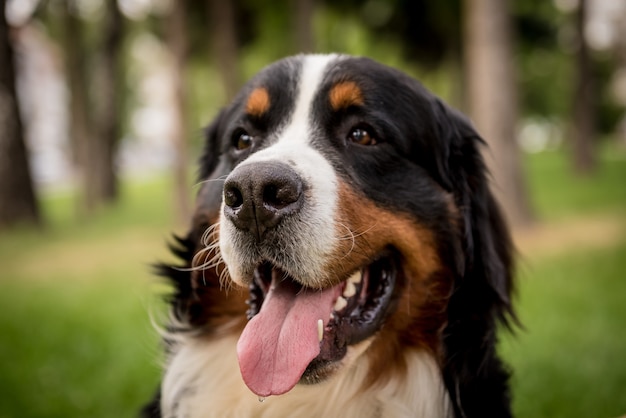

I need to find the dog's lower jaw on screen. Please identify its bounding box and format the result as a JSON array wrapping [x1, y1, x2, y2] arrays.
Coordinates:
[[161, 333, 452, 418]]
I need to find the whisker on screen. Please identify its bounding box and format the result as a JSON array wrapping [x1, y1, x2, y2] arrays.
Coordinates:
[[170, 222, 232, 291], [193, 175, 229, 188], [218, 266, 232, 290], [336, 222, 378, 241], [336, 221, 378, 260], [200, 223, 220, 247]]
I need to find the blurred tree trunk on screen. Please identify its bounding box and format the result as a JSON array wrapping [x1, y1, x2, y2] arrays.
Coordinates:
[[464, 0, 533, 228], [617, 6, 626, 147], [62, 0, 97, 214], [61, 1, 86, 167], [293, 0, 315, 53], [0, 0, 41, 228], [93, 0, 124, 203], [571, 0, 596, 174], [168, 1, 191, 223], [208, 0, 239, 100]]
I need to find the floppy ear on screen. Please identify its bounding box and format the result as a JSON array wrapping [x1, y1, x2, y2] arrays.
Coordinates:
[[433, 99, 514, 322], [157, 109, 247, 331], [434, 99, 516, 416], [191, 110, 229, 239], [198, 109, 226, 181]]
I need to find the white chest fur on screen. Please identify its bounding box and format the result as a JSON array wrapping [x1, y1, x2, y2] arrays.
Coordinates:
[[161, 334, 451, 418]]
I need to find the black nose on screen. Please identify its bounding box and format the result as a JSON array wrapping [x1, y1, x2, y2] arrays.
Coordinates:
[[223, 161, 304, 240]]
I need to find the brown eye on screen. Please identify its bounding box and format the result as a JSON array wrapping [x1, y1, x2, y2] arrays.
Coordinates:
[[347, 127, 376, 146], [234, 130, 253, 150]]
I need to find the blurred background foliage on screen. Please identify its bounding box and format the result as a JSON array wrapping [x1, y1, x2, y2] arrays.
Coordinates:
[[0, 0, 625, 417]]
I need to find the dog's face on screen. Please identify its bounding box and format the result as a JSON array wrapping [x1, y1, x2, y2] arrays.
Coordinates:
[[189, 54, 512, 400]]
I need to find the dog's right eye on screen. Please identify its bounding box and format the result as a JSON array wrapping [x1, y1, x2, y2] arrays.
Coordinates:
[[347, 126, 377, 146], [233, 129, 253, 151]]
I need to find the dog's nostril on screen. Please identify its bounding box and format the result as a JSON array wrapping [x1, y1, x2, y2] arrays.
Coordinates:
[[263, 182, 301, 210], [224, 185, 244, 208]]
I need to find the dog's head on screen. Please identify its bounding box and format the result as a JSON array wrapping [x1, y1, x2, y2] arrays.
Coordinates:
[[176, 54, 514, 402]]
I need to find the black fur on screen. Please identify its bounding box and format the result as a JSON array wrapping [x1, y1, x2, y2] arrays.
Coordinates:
[[435, 102, 515, 418], [143, 55, 515, 417], [140, 389, 161, 418]]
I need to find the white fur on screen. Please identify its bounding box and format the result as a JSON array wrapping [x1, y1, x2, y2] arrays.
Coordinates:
[[219, 55, 343, 288], [183, 54, 452, 417], [162, 333, 452, 418]]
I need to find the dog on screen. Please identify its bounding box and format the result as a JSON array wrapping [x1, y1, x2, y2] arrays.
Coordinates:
[[141, 54, 515, 418]]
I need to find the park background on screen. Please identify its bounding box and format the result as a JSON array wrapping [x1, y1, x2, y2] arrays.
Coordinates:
[[0, 0, 625, 417]]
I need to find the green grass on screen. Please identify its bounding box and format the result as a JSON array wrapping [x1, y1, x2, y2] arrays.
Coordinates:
[[502, 242, 626, 418], [0, 146, 624, 417], [525, 143, 626, 220], [0, 278, 165, 418], [0, 174, 177, 418]]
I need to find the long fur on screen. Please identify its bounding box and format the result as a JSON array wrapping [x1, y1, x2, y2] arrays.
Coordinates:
[[142, 54, 515, 418], [158, 334, 450, 418]]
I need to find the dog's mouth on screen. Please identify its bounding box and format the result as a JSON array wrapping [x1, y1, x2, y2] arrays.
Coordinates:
[[236, 251, 399, 397]]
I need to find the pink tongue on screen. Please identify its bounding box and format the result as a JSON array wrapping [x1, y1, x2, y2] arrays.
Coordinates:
[[237, 276, 340, 397]]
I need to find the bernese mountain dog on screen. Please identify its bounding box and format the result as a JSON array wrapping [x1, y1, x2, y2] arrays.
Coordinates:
[[142, 54, 515, 418]]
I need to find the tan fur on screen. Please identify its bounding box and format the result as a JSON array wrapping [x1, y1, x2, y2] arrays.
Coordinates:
[[171, 58, 458, 417], [246, 87, 271, 117], [329, 182, 453, 379], [329, 81, 364, 111], [162, 332, 452, 418], [319, 182, 442, 287]]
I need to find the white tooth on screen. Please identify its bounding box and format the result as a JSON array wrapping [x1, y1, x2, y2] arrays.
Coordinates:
[[317, 319, 324, 342], [334, 296, 348, 312], [343, 281, 357, 298], [348, 271, 362, 285], [330, 312, 335, 320]]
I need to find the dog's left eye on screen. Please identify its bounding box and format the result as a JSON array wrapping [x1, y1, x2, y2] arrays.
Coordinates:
[[347, 127, 376, 146], [233, 130, 253, 151]]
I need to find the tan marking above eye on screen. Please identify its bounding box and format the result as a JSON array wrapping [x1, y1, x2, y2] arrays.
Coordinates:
[[245, 87, 270, 117], [329, 81, 364, 111]]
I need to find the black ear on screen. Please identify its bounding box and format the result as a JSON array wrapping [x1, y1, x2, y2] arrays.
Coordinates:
[[192, 109, 230, 238], [435, 99, 516, 416], [158, 108, 244, 331], [156, 109, 228, 318], [434, 99, 515, 322], [198, 109, 226, 181]]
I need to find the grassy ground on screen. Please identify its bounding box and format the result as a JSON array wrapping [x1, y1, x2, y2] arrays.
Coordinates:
[[524, 144, 626, 220], [503, 242, 626, 418], [0, 176, 177, 418], [504, 145, 626, 418], [0, 146, 624, 417]]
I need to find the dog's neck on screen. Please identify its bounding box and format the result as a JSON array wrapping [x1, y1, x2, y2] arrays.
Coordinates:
[[161, 334, 452, 418]]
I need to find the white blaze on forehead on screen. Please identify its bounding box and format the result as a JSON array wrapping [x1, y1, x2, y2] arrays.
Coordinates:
[[244, 54, 338, 151], [287, 54, 336, 142]]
